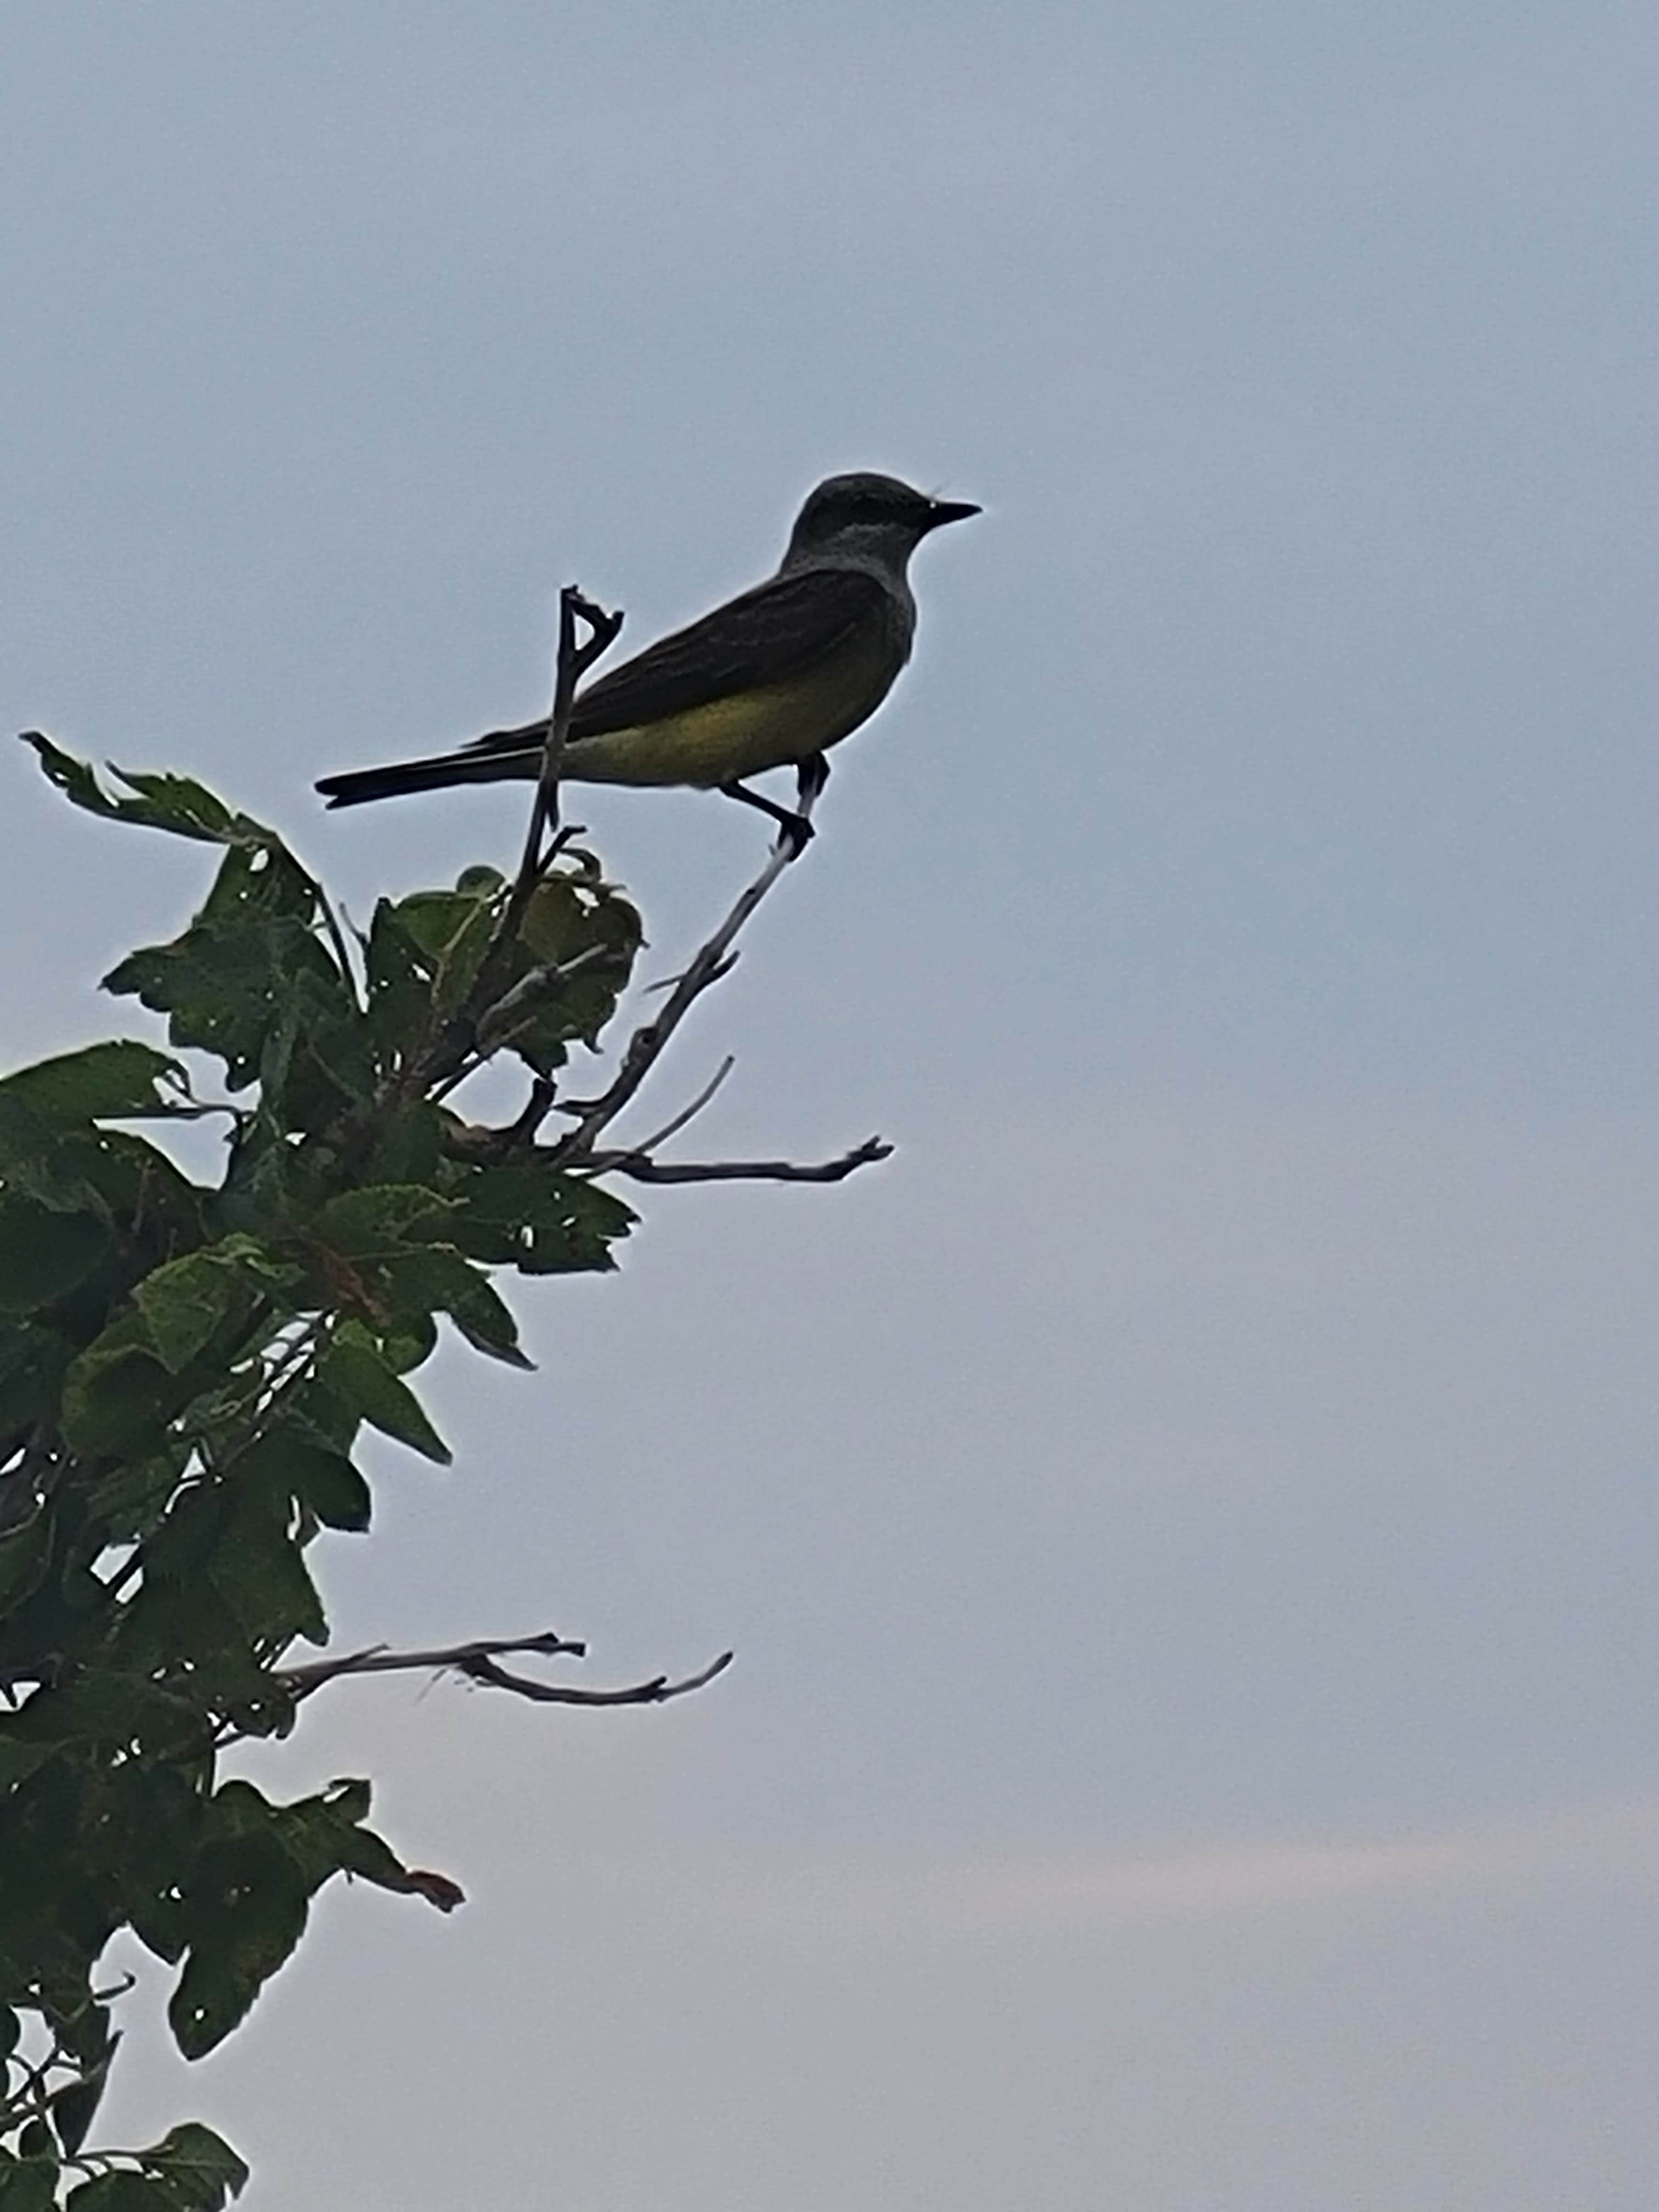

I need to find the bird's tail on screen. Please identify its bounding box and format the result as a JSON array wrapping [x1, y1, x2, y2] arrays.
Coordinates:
[[315, 740, 540, 809]]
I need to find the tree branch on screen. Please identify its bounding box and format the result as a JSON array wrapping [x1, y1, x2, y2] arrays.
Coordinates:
[[276, 1629, 733, 1709], [628, 1054, 736, 1152], [584, 1135, 893, 1185], [548, 764, 826, 1165], [279, 1628, 586, 1696], [402, 587, 622, 1102], [507, 585, 623, 918], [459, 1647, 734, 1706]]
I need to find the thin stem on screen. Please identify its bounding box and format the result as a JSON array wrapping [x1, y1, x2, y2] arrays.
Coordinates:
[[583, 1136, 892, 1186], [549, 768, 826, 1166], [629, 1055, 736, 1153], [274, 1629, 733, 1711], [507, 587, 623, 925]]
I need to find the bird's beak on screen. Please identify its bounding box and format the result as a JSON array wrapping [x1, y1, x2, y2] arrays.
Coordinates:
[[923, 498, 981, 531]]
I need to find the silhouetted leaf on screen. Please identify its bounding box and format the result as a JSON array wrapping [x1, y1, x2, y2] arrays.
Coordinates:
[[445, 1163, 635, 1273], [371, 1245, 530, 1368], [134, 2123, 249, 2209], [237, 1430, 370, 1534], [313, 1185, 453, 1257], [0, 1042, 191, 1124], [0, 1201, 110, 1312], [0, 2150, 63, 2210], [60, 1313, 184, 1458], [64, 2175, 169, 2210], [317, 1324, 449, 1462]]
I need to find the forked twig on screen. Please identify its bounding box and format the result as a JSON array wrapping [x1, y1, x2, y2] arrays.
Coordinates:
[[511, 585, 623, 910], [277, 1629, 733, 1710], [548, 764, 827, 1166]]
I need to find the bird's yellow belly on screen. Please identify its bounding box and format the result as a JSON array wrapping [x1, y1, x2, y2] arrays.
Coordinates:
[[562, 636, 903, 789]]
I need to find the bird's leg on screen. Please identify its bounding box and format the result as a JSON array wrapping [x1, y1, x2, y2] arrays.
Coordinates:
[[719, 776, 816, 857], [796, 752, 831, 807]]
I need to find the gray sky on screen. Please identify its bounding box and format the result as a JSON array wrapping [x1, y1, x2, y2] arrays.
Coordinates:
[[6, 4, 1659, 2205]]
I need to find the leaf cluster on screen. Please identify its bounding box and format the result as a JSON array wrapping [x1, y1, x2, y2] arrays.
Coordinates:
[[0, 743, 645, 2204]]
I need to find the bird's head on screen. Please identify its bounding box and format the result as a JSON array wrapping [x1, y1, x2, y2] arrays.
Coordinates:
[[783, 472, 980, 571]]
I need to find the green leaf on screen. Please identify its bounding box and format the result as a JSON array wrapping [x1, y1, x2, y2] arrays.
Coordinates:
[[20, 729, 130, 820], [133, 1251, 236, 1374], [0, 1094, 105, 1215], [499, 870, 643, 1072], [362, 1100, 444, 1186], [445, 1163, 636, 1274], [52, 2060, 112, 2155], [104, 844, 356, 1101], [0, 1734, 54, 1790], [63, 2176, 168, 2210], [94, 769, 238, 843], [392, 882, 500, 1015], [0, 1510, 50, 1611], [0, 1199, 110, 1311], [168, 1830, 311, 2059], [23, 734, 264, 856], [378, 1310, 437, 1375], [129, 1234, 293, 1379], [167, 1777, 449, 2059], [0, 1323, 72, 1433], [0, 1042, 190, 1124], [210, 1483, 328, 1651], [363, 902, 435, 1074], [0, 2154, 63, 2211], [238, 1430, 370, 1534], [313, 1185, 453, 1257], [272, 1778, 464, 1911], [134, 2123, 249, 2210], [317, 1324, 449, 1463], [371, 1245, 531, 1369], [60, 1312, 182, 1457], [518, 871, 641, 967]]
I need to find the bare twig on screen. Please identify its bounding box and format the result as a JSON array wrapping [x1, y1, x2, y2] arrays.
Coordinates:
[[276, 1628, 733, 1711], [312, 878, 362, 1008], [641, 950, 740, 997], [629, 1054, 736, 1153], [583, 1135, 893, 1186], [459, 1647, 734, 1707], [549, 766, 826, 1165], [278, 1628, 588, 1697], [396, 589, 620, 1105], [509, 586, 623, 915]]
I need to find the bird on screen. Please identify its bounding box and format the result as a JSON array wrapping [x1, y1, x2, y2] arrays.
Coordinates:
[[314, 472, 979, 845]]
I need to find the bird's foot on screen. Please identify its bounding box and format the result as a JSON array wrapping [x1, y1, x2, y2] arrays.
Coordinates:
[[719, 778, 816, 858]]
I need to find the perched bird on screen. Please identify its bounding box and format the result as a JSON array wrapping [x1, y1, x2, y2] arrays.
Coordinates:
[[315, 472, 978, 843]]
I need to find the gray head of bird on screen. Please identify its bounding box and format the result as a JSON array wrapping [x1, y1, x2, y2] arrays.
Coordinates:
[[782, 472, 980, 573]]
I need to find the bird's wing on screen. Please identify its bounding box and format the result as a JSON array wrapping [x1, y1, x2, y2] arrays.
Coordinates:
[[462, 565, 894, 755]]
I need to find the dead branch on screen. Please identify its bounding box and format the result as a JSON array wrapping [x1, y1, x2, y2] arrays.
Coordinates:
[[509, 585, 623, 914], [629, 1054, 736, 1152], [459, 1647, 735, 1706], [548, 764, 826, 1165], [404, 587, 621, 1101], [278, 1628, 586, 1696], [276, 1629, 733, 1710], [583, 1136, 893, 1185]]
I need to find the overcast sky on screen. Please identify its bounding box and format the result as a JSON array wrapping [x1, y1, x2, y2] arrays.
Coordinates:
[[6, 4, 1659, 2207]]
